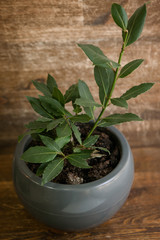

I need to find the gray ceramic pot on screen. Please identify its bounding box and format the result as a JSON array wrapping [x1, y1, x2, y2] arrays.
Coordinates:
[[13, 126, 134, 231]]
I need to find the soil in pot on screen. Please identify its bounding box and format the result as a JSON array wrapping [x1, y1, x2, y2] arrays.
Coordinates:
[[26, 123, 120, 185]]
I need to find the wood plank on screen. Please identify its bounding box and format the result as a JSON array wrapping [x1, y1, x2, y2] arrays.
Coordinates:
[[0, 0, 160, 147]]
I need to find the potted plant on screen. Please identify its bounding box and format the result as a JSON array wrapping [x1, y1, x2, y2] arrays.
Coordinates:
[[13, 3, 154, 231]]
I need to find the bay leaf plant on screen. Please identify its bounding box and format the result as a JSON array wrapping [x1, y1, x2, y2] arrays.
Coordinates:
[[20, 3, 154, 185]]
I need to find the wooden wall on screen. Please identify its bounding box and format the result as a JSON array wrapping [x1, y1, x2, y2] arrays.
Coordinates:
[[0, 0, 160, 148]]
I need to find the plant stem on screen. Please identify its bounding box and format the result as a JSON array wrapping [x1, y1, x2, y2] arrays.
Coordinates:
[[64, 115, 72, 128], [86, 31, 128, 139]]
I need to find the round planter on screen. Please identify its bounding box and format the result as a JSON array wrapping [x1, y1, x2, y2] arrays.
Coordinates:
[[13, 126, 134, 231]]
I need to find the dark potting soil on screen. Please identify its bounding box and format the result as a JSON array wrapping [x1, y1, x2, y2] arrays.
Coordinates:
[[26, 123, 121, 185]]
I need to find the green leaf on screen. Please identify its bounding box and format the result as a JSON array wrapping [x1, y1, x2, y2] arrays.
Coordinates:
[[25, 119, 51, 130], [55, 136, 71, 149], [111, 3, 128, 30], [119, 59, 144, 78], [111, 97, 128, 109], [64, 84, 79, 103], [66, 150, 92, 168], [121, 83, 154, 100], [73, 147, 82, 153], [78, 44, 119, 69], [32, 80, 52, 97], [56, 121, 72, 138], [100, 113, 142, 127], [21, 146, 57, 163], [36, 163, 48, 176], [70, 114, 91, 123], [70, 122, 82, 145], [36, 117, 52, 122], [67, 150, 92, 161], [39, 135, 61, 153], [26, 96, 53, 118], [39, 95, 66, 117], [47, 118, 64, 131], [47, 74, 58, 93], [78, 80, 95, 119], [78, 44, 110, 66], [124, 4, 147, 46], [94, 66, 115, 106], [78, 80, 94, 101], [83, 135, 99, 147], [18, 129, 44, 142], [97, 60, 119, 69], [72, 103, 82, 114], [52, 87, 65, 106], [63, 109, 73, 117], [42, 158, 64, 185], [75, 98, 101, 108], [68, 158, 91, 169]]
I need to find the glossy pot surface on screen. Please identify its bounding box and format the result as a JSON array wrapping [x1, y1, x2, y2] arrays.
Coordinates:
[[13, 126, 134, 231]]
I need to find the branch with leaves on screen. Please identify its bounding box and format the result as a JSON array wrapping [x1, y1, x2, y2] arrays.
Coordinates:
[[20, 3, 154, 185]]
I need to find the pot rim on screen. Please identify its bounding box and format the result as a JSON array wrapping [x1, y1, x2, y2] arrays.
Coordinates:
[[14, 126, 131, 190]]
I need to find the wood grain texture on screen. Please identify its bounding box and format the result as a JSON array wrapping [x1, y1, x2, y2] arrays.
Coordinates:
[[0, 2, 160, 239], [0, 0, 160, 146], [0, 145, 160, 239]]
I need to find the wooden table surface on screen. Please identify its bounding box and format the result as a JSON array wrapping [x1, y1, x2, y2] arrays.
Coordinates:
[[0, 141, 160, 240]]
